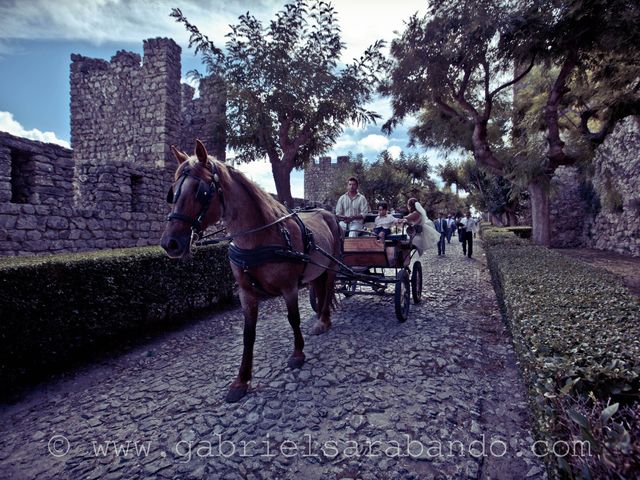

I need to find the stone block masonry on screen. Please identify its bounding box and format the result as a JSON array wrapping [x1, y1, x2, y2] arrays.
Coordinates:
[[0, 132, 166, 255], [0, 38, 226, 257], [550, 116, 640, 257], [303, 155, 351, 207]]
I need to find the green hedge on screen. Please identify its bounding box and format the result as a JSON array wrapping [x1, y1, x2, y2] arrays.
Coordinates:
[[504, 225, 533, 239], [483, 227, 640, 478], [0, 244, 234, 393]]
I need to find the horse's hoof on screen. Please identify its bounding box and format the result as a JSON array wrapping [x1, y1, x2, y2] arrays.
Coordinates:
[[309, 322, 330, 335], [225, 385, 248, 403], [287, 354, 305, 369]]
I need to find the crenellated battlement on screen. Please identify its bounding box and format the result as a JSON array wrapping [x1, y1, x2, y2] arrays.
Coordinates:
[[0, 38, 226, 256], [304, 155, 352, 206]]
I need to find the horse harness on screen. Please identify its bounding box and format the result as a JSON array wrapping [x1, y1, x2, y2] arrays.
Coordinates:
[[165, 162, 321, 296], [166, 163, 225, 236], [228, 214, 316, 297]]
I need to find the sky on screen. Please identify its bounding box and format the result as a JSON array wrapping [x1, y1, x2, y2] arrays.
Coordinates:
[[0, 0, 451, 197]]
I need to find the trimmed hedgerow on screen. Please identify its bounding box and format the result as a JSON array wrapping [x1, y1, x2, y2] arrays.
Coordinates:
[[483, 227, 640, 478], [0, 244, 234, 393], [504, 225, 532, 239]]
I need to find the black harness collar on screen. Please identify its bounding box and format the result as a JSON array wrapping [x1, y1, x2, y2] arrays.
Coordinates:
[[228, 213, 314, 270], [228, 212, 316, 297]]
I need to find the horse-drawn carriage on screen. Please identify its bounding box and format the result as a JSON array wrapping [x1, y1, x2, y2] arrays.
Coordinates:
[[309, 218, 423, 322], [161, 140, 425, 401]]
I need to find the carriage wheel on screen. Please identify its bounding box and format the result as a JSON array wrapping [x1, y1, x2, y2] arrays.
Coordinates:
[[411, 261, 423, 304], [394, 269, 410, 322], [309, 285, 318, 313]]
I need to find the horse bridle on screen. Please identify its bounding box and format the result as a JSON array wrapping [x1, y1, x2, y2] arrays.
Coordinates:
[[166, 163, 225, 236]]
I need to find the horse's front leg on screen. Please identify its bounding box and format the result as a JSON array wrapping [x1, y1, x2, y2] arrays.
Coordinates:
[[226, 289, 258, 403], [283, 289, 305, 369]]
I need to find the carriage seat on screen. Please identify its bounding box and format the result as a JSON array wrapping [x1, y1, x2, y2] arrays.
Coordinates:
[[385, 234, 408, 242]]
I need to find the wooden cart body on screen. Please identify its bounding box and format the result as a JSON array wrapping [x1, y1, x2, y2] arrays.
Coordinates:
[[317, 233, 423, 322], [342, 235, 413, 269]]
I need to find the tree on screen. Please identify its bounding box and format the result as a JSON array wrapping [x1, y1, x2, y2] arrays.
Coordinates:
[[458, 158, 523, 225], [507, 0, 640, 244], [439, 160, 465, 196], [381, 0, 639, 245], [325, 150, 466, 218], [380, 0, 534, 226], [172, 1, 387, 206]]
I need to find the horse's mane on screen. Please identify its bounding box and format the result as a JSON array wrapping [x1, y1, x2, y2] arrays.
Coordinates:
[[228, 166, 289, 220], [202, 159, 289, 224], [182, 156, 289, 224]]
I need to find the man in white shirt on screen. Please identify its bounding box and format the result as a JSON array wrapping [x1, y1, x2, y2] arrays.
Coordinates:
[[446, 214, 456, 243], [335, 177, 369, 237], [460, 212, 478, 258]]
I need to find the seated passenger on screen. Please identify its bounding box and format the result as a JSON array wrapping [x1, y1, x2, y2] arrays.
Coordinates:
[[372, 202, 398, 241], [399, 198, 440, 255]]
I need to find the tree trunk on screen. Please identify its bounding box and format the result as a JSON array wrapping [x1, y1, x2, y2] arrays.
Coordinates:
[[505, 209, 518, 227], [528, 176, 551, 246], [489, 212, 503, 227], [271, 157, 294, 208]]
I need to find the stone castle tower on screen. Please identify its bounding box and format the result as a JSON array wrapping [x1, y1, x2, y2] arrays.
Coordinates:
[[0, 38, 226, 256], [303, 155, 350, 206]]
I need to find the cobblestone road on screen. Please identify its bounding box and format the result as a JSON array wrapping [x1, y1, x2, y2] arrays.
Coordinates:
[[1, 239, 547, 479]]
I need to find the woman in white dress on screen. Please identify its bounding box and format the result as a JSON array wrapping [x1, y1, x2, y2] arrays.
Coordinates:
[[401, 198, 440, 255]]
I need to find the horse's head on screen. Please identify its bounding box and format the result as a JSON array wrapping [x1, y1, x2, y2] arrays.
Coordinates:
[[160, 140, 225, 258]]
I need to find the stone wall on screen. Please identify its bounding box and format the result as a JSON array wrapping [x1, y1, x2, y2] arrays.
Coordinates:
[[0, 132, 167, 255], [0, 38, 226, 257], [180, 75, 227, 161], [583, 116, 640, 256], [549, 166, 590, 248], [550, 116, 640, 257], [304, 155, 350, 206], [71, 38, 182, 171]]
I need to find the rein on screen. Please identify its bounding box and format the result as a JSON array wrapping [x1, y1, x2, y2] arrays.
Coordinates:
[[194, 210, 304, 247]]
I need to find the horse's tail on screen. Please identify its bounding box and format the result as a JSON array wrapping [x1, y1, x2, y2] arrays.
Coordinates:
[[322, 210, 342, 311]]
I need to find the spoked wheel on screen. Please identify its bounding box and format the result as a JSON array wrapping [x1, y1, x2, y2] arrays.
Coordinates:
[[309, 285, 318, 313], [411, 261, 423, 304], [394, 269, 411, 322]]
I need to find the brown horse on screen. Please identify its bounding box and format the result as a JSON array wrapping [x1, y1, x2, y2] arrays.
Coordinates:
[[160, 140, 342, 402]]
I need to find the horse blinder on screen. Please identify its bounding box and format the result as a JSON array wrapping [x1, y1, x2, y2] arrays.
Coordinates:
[[196, 181, 210, 204], [166, 179, 210, 206]]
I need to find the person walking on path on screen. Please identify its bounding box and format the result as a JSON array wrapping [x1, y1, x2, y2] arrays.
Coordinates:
[[434, 212, 448, 256], [460, 212, 478, 258], [335, 176, 369, 238], [446, 214, 456, 243]]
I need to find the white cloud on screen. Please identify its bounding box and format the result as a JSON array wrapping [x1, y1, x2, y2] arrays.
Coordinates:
[[364, 95, 394, 124], [334, 135, 357, 150], [230, 156, 304, 198], [0, 111, 70, 148], [0, 1, 427, 69], [331, 0, 428, 63], [387, 145, 402, 159], [0, 1, 281, 49], [358, 134, 389, 152]]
